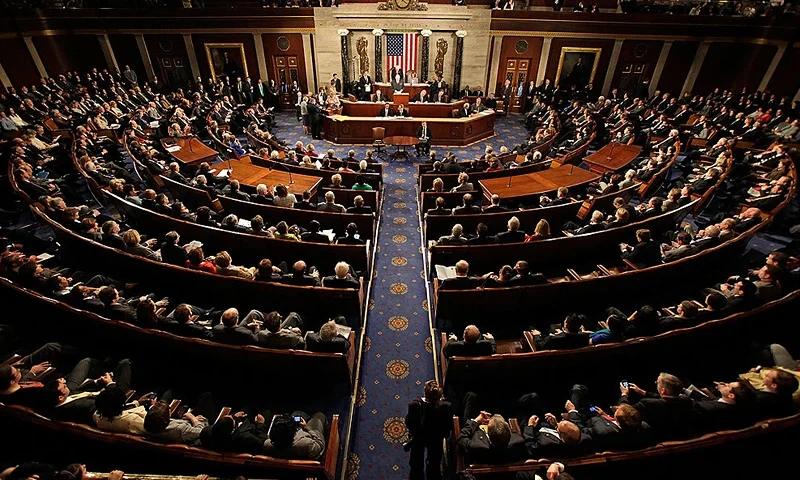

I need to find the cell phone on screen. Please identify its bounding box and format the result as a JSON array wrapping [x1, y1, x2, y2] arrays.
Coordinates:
[[148, 393, 158, 401], [294, 416, 302, 423], [589, 406, 597, 413], [622, 381, 629, 388]]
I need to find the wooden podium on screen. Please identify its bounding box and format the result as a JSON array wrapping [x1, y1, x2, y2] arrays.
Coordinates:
[[393, 92, 410, 107]]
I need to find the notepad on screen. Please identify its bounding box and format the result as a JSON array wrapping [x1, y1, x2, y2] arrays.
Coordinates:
[[218, 169, 232, 177], [35, 253, 54, 263], [435, 265, 457, 280], [165, 145, 182, 153], [336, 324, 352, 338], [237, 219, 251, 229]]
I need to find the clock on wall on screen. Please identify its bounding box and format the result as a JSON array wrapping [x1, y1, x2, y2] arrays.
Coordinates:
[[395, 0, 410, 7]]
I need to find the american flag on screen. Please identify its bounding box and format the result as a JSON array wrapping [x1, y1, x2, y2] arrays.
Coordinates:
[[386, 33, 418, 75]]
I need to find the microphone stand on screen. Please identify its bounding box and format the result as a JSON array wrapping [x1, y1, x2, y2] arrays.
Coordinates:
[[267, 155, 294, 185]]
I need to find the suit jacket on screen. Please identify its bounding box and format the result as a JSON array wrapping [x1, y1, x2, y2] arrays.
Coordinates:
[[457, 419, 527, 464], [579, 413, 652, 451], [662, 244, 697, 263], [693, 399, 748, 433], [322, 275, 360, 289], [458, 107, 472, 118], [380, 108, 394, 117], [622, 241, 662, 267], [468, 235, 496, 245], [754, 390, 795, 420], [300, 232, 331, 244], [524, 420, 592, 458], [211, 324, 257, 345], [535, 331, 591, 351], [620, 395, 694, 441], [426, 207, 452, 216], [509, 272, 548, 286], [256, 329, 304, 350], [160, 242, 188, 266], [347, 206, 374, 215], [281, 274, 320, 287], [495, 230, 527, 244], [417, 125, 432, 140], [263, 425, 326, 460], [305, 332, 351, 354], [452, 205, 482, 215], [231, 418, 268, 454], [439, 276, 480, 290], [443, 338, 496, 357]]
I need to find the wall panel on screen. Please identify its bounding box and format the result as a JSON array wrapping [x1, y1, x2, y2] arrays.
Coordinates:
[[693, 42, 776, 95], [191, 33, 259, 82], [654, 40, 698, 96], [544, 37, 615, 90], [108, 34, 146, 77], [262, 33, 308, 92], [143, 34, 190, 87], [0, 37, 40, 87], [494, 36, 543, 111], [32, 35, 105, 75], [610, 39, 663, 96], [767, 45, 800, 98]]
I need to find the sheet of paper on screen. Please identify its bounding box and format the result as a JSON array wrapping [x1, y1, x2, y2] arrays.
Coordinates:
[[435, 264, 457, 280], [237, 219, 251, 229], [321, 229, 337, 242]]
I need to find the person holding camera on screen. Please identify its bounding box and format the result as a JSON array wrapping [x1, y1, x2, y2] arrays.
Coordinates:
[[404, 380, 453, 480]]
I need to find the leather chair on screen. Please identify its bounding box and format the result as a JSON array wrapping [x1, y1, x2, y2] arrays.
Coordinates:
[[372, 127, 387, 158]]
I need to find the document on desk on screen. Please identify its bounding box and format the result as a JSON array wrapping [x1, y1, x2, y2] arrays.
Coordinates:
[[217, 169, 232, 177], [237, 219, 251, 229], [165, 145, 182, 153], [435, 264, 457, 280], [336, 324, 352, 338], [321, 229, 337, 242]]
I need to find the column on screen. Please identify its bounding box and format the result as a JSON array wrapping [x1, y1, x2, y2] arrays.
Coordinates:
[[649, 40, 672, 96], [98, 34, 119, 72], [253, 33, 268, 82], [182, 34, 201, 81], [339, 29, 350, 95], [601, 39, 624, 97], [487, 35, 503, 95], [0, 61, 12, 89], [681, 41, 710, 95], [135, 34, 156, 83], [452, 31, 467, 99], [758, 42, 787, 92], [23, 36, 47, 78], [373, 29, 384, 83], [420, 29, 432, 82], [535, 37, 552, 85], [302, 33, 316, 94]]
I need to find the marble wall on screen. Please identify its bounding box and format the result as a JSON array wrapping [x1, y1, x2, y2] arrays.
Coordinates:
[[313, 5, 491, 91]]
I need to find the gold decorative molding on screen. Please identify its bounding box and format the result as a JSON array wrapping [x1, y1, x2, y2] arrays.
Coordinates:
[[0, 28, 316, 39], [377, 0, 428, 11], [488, 30, 788, 45]]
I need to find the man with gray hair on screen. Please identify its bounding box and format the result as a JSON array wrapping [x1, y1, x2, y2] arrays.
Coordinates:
[[322, 262, 359, 289], [437, 224, 468, 246], [457, 393, 526, 464], [619, 372, 694, 442], [305, 318, 352, 354], [495, 216, 526, 243], [316, 191, 346, 213]]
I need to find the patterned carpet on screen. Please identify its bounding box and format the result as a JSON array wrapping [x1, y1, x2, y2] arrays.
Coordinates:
[[268, 111, 530, 480]]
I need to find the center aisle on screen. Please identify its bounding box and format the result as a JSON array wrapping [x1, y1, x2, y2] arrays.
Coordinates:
[[346, 161, 436, 480]]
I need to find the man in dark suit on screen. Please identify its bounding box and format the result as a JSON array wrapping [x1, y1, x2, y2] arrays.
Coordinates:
[[425, 197, 451, 217], [567, 398, 652, 451], [170, 304, 213, 339], [300, 220, 331, 244], [495, 216, 526, 244], [509, 261, 547, 286], [331, 73, 342, 93], [451, 194, 481, 215], [293, 190, 317, 211], [281, 260, 321, 286], [166, 162, 190, 185], [211, 308, 261, 345], [41, 357, 132, 425], [458, 102, 472, 118], [468, 223, 496, 245], [523, 412, 591, 458], [307, 97, 323, 140], [305, 319, 351, 354], [693, 380, 756, 433], [443, 325, 496, 358], [619, 373, 695, 442], [439, 260, 482, 291], [751, 369, 798, 420], [336, 223, 365, 245], [358, 71, 373, 101], [457, 398, 526, 464], [533, 313, 591, 351], [322, 262, 360, 289], [416, 121, 432, 156], [347, 195, 373, 215], [100, 221, 126, 249], [620, 229, 662, 268], [379, 103, 394, 117], [500, 79, 512, 113], [160, 231, 188, 266], [482, 195, 508, 213]]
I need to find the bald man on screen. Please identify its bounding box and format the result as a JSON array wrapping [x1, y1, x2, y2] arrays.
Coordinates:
[[442, 325, 496, 358]]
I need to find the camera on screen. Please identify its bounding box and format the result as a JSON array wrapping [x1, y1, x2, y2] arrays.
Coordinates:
[[402, 438, 413, 452]]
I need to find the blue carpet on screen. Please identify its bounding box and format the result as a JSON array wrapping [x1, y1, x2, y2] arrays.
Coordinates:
[[269, 111, 529, 480]]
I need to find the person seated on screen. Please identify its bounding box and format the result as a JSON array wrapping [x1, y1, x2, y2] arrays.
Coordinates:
[[619, 373, 695, 442], [443, 325, 496, 358], [222, 180, 251, 202], [160, 231, 189, 266], [744, 367, 799, 420], [539, 187, 572, 207], [439, 259, 483, 290], [0, 345, 60, 406], [122, 229, 161, 261], [273, 221, 300, 241], [563, 386, 652, 451], [204, 410, 267, 454], [379, 103, 394, 117], [293, 190, 317, 211], [693, 379, 757, 433], [144, 398, 210, 446], [564, 210, 606, 236], [352, 175, 373, 191], [457, 405, 525, 464], [620, 229, 662, 268], [426, 197, 452, 217], [322, 261, 360, 289], [317, 191, 346, 213], [170, 303, 213, 339], [256, 311, 305, 350], [662, 232, 698, 263], [250, 183, 274, 205], [281, 260, 321, 286], [480, 265, 514, 288], [263, 412, 329, 460], [396, 103, 410, 117], [450, 172, 474, 192], [306, 318, 352, 354], [524, 412, 591, 458], [347, 195, 373, 215], [468, 223, 496, 245], [482, 194, 507, 213], [93, 385, 156, 435], [634, 196, 664, 220], [166, 162, 189, 184], [211, 307, 261, 345], [533, 313, 591, 351], [658, 300, 700, 332], [336, 223, 364, 245], [186, 247, 217, 273], [255, 258, 284, 282], [451, 193, 481, 215], [300, 220, 331, 244], [495, 216, 526, 244], [214, 251, 256, 280], [437, 224, 468, 246]]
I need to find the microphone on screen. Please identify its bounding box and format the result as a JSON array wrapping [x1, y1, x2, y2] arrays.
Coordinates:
[[507, 173, 512, 188], [569, 164, 574, 176], [267, 154, 294, 185]]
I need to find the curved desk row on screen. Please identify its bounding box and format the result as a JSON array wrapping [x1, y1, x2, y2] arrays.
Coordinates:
[[322, 111, 496, 147], [341, 99, 466, 118]]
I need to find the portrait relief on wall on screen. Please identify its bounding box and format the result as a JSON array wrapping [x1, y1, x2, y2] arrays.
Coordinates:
[[356, 37, 370, 75], [434, 38, 448, 76], [555, 47, 601, 89], [205, 43, 248, 82]]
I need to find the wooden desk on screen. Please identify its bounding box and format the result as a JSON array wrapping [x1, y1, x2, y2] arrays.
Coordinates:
[[161, 137, 218, 167], [385, 136, 418, 163], [374, 83, 430, 101], [323, 111, 495, 147], [340, 99, 465, 118], [583, 143, 643, 174], [212, 157, 322, 196], [479, 165, 599, 204]]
